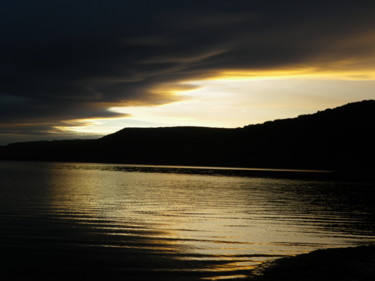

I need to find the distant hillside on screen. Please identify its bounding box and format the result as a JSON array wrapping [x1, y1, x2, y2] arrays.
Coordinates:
[[1, 100, 375, 171]]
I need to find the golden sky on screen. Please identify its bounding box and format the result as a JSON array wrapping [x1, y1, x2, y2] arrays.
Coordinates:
[[0, 1, 374, 143]]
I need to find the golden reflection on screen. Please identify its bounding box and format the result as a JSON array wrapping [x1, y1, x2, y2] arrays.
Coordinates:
[[45, 163, 369, 280], [202, 258, 261, 280], [202, 275, 249, 280], [46, 163, 281, 278]]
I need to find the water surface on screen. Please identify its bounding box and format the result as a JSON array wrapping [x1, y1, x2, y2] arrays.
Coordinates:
[[0, 161, 373, 280]]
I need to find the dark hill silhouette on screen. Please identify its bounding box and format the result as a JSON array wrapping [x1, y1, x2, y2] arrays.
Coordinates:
[[1, 100, 375, 172]]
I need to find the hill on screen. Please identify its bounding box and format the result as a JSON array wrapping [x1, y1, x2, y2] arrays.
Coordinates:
[[1, 100, 374, 171]]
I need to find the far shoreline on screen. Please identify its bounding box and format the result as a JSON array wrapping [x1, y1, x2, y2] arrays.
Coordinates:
[[1, 159, 375, 182]]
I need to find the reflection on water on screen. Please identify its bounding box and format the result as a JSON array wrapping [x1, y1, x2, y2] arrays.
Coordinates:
[[0, 161, 374, 280]]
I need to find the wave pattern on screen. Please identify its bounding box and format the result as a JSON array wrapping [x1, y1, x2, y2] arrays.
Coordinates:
[[0, 161, 374, 280]]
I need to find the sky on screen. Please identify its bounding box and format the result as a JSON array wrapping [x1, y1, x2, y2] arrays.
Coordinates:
[[1, 0, 375, 144]]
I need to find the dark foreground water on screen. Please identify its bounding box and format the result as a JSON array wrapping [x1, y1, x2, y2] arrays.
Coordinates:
[[0, 161, 374, 280]]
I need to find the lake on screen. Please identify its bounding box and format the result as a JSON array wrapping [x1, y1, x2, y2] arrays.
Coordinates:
[[0, 161, 373, 280]]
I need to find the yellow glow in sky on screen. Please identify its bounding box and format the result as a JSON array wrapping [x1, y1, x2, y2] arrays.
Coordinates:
[[59, 70, 375, 136]]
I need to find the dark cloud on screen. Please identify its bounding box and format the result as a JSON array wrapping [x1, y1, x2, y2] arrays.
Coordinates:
[[1, 0, 375, 142]]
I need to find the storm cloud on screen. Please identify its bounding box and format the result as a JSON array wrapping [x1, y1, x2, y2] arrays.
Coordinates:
[[1, 0, 375, 140]]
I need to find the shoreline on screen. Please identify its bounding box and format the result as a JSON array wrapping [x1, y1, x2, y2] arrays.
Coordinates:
[[250, 245, 375, 281], [2, 160, 375, 182]]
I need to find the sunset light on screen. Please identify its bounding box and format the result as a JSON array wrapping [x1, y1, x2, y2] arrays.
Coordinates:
[[1, 2, 374, 281], [60, 72, 375, 136]]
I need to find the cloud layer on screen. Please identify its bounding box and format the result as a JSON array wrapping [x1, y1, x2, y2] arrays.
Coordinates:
[[1, 0, 375, 140]]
